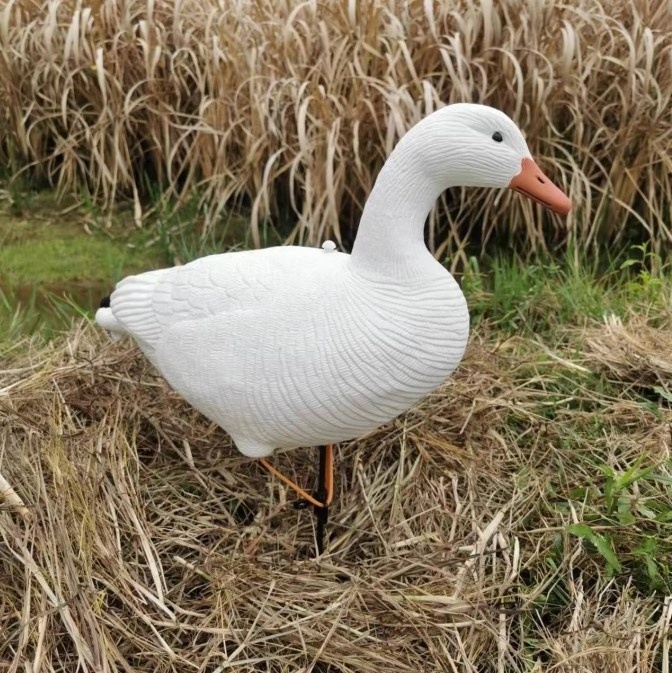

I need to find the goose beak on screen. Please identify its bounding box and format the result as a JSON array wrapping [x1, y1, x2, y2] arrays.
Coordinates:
[[509, 157, 571, 215]]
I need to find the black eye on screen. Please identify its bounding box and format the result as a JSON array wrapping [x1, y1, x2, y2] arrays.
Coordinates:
[[492, 131, 503, 143]]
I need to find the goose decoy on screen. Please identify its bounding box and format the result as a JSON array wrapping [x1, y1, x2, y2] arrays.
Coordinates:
[[96, 103, 570, 553]]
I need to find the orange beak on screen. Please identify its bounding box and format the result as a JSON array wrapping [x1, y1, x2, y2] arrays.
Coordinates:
[[508, 157, 571, 215]]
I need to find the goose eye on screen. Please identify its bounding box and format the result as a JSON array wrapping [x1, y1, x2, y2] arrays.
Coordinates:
[[492, 131, 503, 143]]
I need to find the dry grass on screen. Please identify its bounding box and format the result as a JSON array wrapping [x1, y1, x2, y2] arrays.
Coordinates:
[[2, 314, 671, 672], [1, 0, 671, 256], [585, 313, 672, 391]]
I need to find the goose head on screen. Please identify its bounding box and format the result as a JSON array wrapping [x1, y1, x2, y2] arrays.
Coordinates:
[[396, 103, 571, 215]]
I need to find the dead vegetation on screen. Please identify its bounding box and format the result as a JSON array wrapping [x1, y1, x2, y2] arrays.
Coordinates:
[[1, 315, 671, 672], [585, 314, 672, 391], [1, 0, 671, 255]]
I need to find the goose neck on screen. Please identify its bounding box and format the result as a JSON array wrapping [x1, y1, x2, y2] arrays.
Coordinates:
[[349, 141, 447, 280]]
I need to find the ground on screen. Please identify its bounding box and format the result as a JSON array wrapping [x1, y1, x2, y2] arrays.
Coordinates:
[[1, 187, 671, 672]]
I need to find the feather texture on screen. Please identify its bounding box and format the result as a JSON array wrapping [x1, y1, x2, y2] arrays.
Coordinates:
[[107, 246, 468, 456], [97, 104, 569, 458]]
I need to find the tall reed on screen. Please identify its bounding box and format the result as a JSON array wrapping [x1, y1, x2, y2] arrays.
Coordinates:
[[1, 0, 670, 257]]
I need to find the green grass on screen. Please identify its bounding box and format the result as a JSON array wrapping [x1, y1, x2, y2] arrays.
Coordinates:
[[461, 246, 671, 332], [0, 224, 148, 285], [0, 205, 163, 284], [457, 249, 672, 600]]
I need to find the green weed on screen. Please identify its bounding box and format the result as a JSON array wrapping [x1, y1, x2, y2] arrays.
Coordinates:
[[461, 247, 670, 333]]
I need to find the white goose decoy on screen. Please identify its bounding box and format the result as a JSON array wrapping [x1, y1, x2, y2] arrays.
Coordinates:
[[97, 103, 570, 521]]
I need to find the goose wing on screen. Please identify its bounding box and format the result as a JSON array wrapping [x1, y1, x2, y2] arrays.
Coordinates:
[[108, 246, 341, 353]]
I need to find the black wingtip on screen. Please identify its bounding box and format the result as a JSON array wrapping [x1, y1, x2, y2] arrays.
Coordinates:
[[99, 295, 111, 308]]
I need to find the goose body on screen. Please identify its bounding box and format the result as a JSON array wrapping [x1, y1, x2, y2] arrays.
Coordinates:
[[97, 104, 570, 459], [104, 244, 467, 456]]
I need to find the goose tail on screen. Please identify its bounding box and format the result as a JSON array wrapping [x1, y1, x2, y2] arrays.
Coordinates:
[[95, 295, 126, 341]]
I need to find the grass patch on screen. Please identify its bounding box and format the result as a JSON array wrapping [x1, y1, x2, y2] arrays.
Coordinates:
[[0, 221, 148, 284], [0, 188, 160, 289], [462, 248, 671, 332]]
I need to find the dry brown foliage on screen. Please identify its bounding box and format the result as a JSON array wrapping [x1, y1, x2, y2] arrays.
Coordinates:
[[585, 313, 672, 390], [1, 317, 671, 671], [1, 0, 671, 256]]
